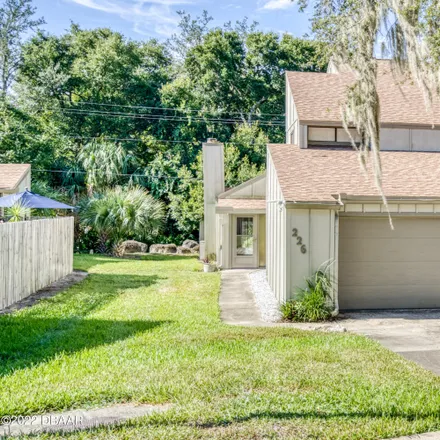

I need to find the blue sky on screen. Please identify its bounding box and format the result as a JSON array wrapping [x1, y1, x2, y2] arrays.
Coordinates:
[[32, 0, 312, 40]]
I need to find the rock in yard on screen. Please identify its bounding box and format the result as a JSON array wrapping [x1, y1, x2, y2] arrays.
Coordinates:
[[182, 239, 198, 249], [176, 246, 192, 255], [191, 244, 200, 254], [149, 244, 177, 254], [121, 240, 148, 254]]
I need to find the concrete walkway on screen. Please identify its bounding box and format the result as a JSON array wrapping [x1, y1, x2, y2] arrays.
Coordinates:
[[388, 433, 440, 439], [220, 270, 266, 326]]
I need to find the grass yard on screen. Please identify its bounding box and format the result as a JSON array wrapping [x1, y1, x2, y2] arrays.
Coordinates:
[[1, 255, 440, 439]]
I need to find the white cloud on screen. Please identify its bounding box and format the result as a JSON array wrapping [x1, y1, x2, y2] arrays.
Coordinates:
[[67, 0, 194, 36], [260, 0, 294, 10], [221, 3, 242, 9]]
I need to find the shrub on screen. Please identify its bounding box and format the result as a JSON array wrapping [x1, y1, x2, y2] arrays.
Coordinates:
[[280, 300, 297, 321], [282, 264, 334, 322], [78, 186, 165, 254]]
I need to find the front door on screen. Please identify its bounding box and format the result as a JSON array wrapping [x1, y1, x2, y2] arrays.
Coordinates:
[[232, 215, 258, 268]]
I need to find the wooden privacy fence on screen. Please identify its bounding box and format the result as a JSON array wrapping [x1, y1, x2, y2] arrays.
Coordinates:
[[0, 217, 74, 310]]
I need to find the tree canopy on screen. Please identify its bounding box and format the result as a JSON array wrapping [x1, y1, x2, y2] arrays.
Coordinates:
[[0, 4, 329, 244]]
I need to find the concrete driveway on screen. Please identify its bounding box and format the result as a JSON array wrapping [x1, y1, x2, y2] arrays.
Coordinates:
[[219, 271, 440, 375], [340, 310, 440, 375]]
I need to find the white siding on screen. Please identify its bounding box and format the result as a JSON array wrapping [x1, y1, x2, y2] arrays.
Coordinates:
[[203, 141, 225, 258], [266, 150, 287, 302], [220, 175, 266, 199], [286, 208, 338, 305], [285, 76, 300, 145]]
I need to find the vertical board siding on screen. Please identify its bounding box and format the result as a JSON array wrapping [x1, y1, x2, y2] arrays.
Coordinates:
[[266, 150, 287, 303], [0, 217, 74, 310], [286, 208, 338, 304]]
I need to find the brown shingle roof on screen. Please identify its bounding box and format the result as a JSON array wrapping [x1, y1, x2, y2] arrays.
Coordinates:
[[217, 198, 266, 210], [268, 144, 440, 202], [0, 164, 31, 191], [287, 60, 440, 126]]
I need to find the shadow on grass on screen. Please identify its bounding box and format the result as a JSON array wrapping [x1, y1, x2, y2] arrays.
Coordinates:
[[0, 317, 166, 377], [192, 409, 434, 428], [0, 273, 167, 377], [74, 254, 198, 271], [138, 254, 199, 262]]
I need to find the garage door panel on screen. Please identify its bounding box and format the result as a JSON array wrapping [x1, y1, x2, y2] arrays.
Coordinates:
[[339, 217, 440, 310], [340, 217, 440, 238], [339, 262, 440, 286], [339, 238, 440, 263], [339, 285, 440, 310]]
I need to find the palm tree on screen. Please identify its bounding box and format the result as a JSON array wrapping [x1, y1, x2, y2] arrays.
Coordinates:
[[5, 202, 28, 222], [78, 186, 165, 254], [78, 141, 134, 196]]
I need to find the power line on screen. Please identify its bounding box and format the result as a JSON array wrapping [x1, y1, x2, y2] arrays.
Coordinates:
[[74, 101, 285, 117], [56, 108, 285, 126], [33, 168, 200, 181], [66, 136, 201, 144], [60, 108, 285, 125]]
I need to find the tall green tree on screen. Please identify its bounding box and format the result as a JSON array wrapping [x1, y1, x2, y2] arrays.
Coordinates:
[[0, 0, 44, 94], [78, 140, 136, 195], [3, 6, 330, 242]]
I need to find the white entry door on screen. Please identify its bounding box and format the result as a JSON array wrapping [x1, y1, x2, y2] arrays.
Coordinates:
[[232, 215, 258, 268]]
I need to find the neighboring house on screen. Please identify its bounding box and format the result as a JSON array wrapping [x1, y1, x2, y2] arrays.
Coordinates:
[[0, 164, 31, 196], [202, 59, 440, 311]]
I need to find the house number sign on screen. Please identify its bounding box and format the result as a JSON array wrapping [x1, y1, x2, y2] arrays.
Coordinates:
[[292, 228, 307, 254]]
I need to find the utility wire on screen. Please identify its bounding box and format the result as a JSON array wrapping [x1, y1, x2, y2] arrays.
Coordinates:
[[33, 168, 200, 181], [60, 108, 285, 125], [56, 108, 285, 126], [73, 101, 285, 117], [66, 136, 201, 144]]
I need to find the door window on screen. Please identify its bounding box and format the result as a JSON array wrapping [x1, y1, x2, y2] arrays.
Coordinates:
[[236, 217, 254, 256]]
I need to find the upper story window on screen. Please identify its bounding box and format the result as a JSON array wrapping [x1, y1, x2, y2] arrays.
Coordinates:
[[308, 126, 361, 147]]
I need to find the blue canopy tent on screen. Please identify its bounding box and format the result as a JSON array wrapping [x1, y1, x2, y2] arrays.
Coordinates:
[[0, 190, 74, 210]]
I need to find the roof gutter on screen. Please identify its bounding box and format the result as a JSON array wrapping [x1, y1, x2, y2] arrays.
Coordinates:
[[336, 194, 440, 203], [285, 200, 343, 210]]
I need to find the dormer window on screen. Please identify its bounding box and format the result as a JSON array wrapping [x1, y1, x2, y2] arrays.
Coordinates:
[[308, 126, 361, 147]]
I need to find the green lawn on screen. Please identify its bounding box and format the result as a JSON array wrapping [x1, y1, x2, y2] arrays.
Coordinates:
[[1, 255, 440, 439]]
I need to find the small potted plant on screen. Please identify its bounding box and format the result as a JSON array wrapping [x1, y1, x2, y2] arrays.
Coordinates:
[[203, 253, 217, 273]]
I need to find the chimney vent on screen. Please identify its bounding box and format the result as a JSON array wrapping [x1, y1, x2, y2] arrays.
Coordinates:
[[207, 138, 218, 143]]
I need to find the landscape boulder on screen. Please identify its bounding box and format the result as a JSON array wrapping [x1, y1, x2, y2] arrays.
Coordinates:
[[176, 246, 192, 255], [182, 239, 198, 249], [121, 240, 148, 254], [191, 244, 200, 254], [149, 244, 177, 254]]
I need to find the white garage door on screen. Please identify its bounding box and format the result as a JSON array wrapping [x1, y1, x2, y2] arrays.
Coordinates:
[[339, 217, 440, 310]]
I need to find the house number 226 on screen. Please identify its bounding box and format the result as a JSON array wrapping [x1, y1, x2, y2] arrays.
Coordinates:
[[292, 228, 307, 254]]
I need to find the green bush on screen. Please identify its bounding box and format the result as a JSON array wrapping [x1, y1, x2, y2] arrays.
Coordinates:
[[280, 300, 297, 321], [282, 265, 334, 322]]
